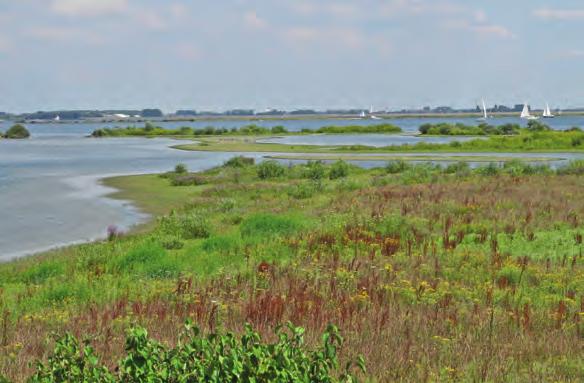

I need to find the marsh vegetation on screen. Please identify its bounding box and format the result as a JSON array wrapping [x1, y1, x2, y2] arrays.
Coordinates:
[[0, 158, 583, 381]]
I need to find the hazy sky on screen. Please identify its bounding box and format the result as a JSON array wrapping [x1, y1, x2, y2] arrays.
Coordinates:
[[1, 0, 584, 112]]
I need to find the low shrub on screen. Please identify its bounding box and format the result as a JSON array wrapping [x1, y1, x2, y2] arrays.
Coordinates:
[[287, 181, 319, 199], [29, 323, 364, 383], [174, 163, 188, 174], [303, 161, 326, 180], [385, 160, 410, 174], [171, 174, 208, 186], [557, 160, 584, 175], [444, 161, 470, 175], [224, 156, 255, 168], [329, 160, 350, 179], [257, 160, 286, 179]]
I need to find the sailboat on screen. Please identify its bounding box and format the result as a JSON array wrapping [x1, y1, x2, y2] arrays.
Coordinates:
[[54, 115, 60, 122], [542, 103, 554, 118], [369, 106, 382, 120], [520, 103, 539, 120], [477, 99, 488, 122], [359, 110, 366, 118]]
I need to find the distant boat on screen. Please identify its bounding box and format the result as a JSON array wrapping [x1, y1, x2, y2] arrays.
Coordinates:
[[520, 103, 539, 120], [360, 111, 366, 118], [477, 99, 488, 121], [369, 105, 382, 119], [542, 103, 554, 118], [54, 115, 60, 122]]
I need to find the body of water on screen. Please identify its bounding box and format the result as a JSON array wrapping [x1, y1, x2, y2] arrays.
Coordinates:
[[1, 115, 584, 260]]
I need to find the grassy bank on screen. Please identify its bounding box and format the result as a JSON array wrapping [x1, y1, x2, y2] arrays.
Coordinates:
[[264, 154, 560, 162], [1, 159, 583, 381], [174, 129, 584, 154]]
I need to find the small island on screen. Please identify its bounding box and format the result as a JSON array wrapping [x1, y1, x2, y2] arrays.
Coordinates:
[[90, 122, 403, 137], [1, 124, 30, 139]]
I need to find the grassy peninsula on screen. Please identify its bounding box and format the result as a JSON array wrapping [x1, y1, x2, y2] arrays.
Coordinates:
[[174, 127, 584, 154], [0, 158, 583, 381]]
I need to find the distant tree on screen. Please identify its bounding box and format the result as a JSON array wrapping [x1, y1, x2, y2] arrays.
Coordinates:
[[141, 109, 163, 118]]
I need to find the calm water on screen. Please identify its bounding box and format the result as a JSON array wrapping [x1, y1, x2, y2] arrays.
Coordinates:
[[1, 115, 584, 260]]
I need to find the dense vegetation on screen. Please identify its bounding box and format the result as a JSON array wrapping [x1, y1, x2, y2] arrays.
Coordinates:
[[302, 123, 402, 134], [91, 123, 289, 137], [418, 120, 562, 136], [28, 323, 362, 382], [1, 124, 30, 139], [342, 128, 584, 152], [91, 123, 402, 137], [1, 159, 584, 381]]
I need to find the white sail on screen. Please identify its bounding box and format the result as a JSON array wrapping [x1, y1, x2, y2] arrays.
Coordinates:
[[520, 103, 530, 119], [360, 111, 366, 118], [543, 103, 554, 118], [482, 99, 488, 119]]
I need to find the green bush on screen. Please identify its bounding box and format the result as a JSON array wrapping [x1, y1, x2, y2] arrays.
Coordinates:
[[444, 161, 470, 175], [385, 160, 409, 174], [29, 323, 365, 383], [303, 161, 326, 180], [329, 160, 350, 179], [257, 160, 286, 179], [174, 163, 188, 174], [224, 156, 255, 168], [477, 162, 501, 176], [287, 182, 319, 199]]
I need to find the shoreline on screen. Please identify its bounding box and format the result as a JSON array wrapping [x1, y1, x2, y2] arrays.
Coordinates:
[[0, 173, 153, 264], [10, 110, 584, 125]]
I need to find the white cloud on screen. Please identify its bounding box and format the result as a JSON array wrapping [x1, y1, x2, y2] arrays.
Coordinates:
[[243, 11, 267, 29], [51, 0, 128, 17], [534, 8, 584, 21]]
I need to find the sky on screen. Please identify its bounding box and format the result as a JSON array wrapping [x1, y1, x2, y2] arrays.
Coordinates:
[[1, 0, 584, 113]]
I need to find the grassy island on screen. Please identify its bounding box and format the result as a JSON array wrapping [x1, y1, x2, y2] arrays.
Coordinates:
[[1, 124, 30, 139], [91, 123, 402, 138], [0, 158, 583, 381]]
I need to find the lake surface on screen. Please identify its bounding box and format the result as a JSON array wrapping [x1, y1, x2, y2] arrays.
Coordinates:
[[1, 115, 584, 260]]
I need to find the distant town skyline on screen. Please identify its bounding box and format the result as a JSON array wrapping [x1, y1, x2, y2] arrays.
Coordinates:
[[2, 1, 584, 113]]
